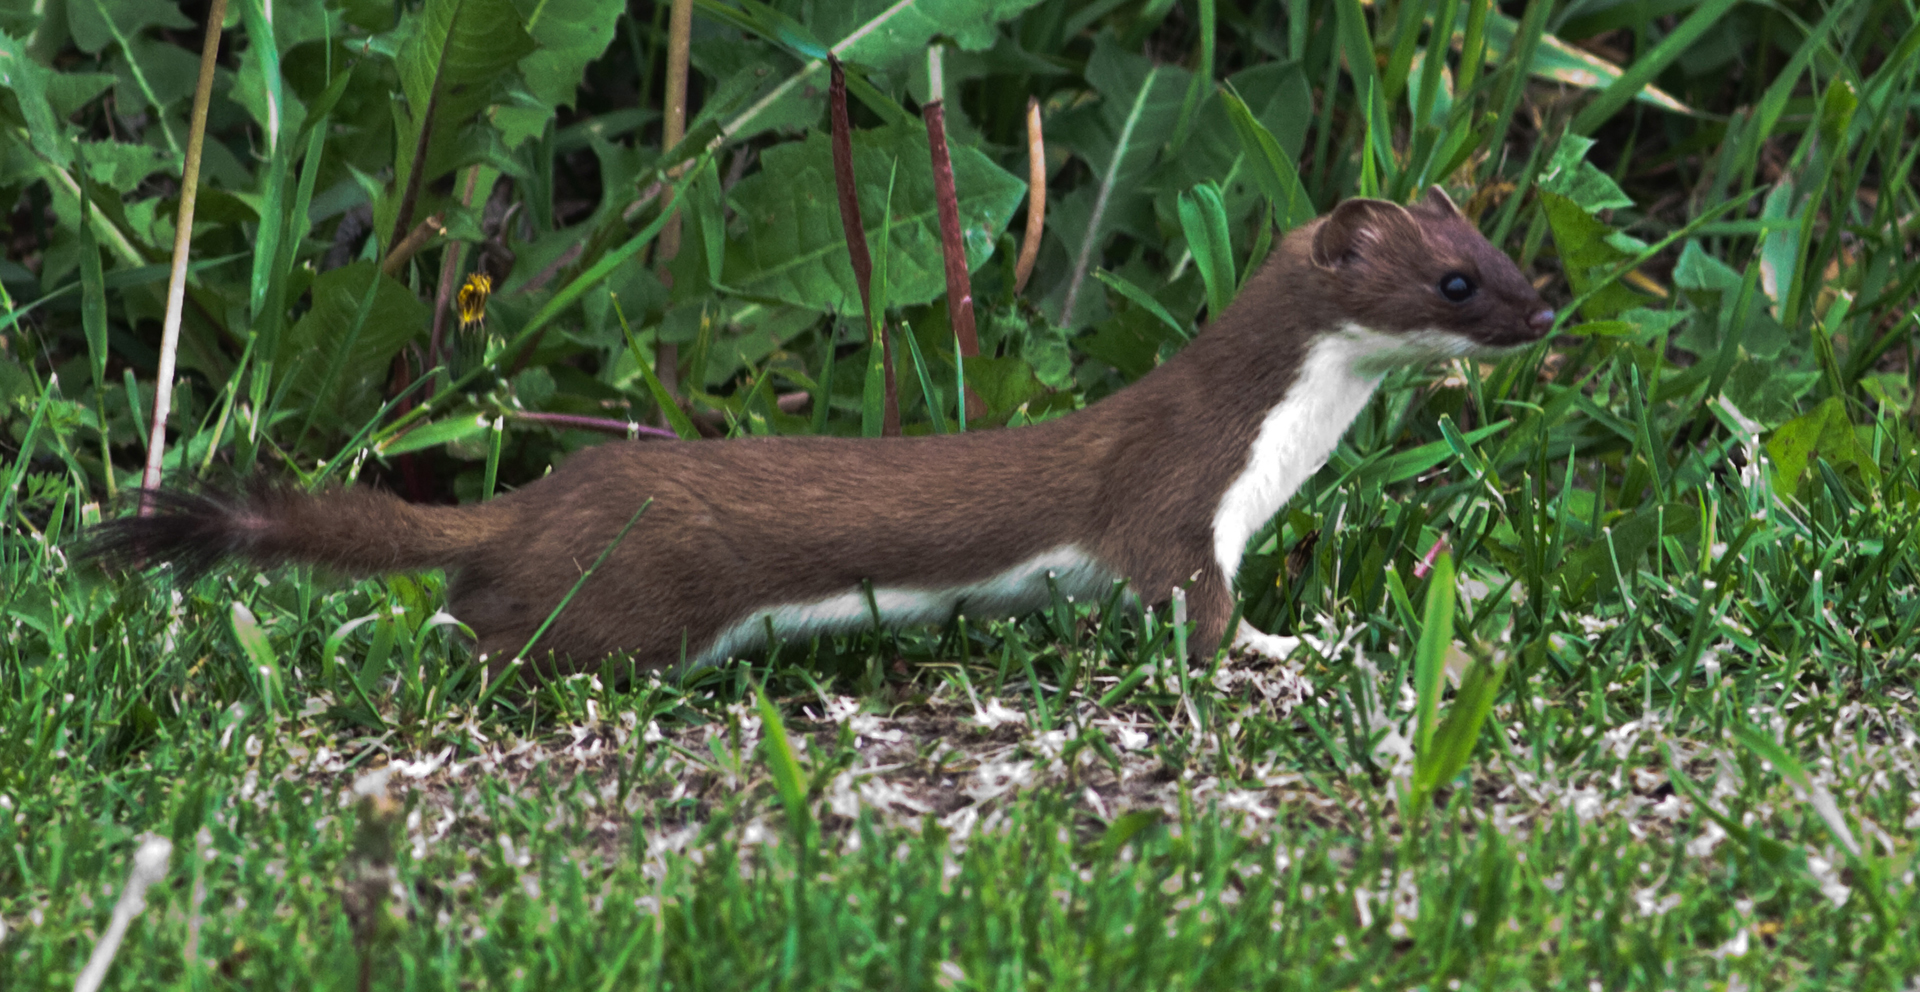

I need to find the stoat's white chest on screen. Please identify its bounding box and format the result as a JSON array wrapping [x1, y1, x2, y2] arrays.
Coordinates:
[[1210, 324, 1478, 584]]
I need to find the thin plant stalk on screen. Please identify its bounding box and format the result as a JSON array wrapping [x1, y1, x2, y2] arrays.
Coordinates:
[[924, 46, 984, 420], [140, 0, 229, 510], [652, 0, 694, 400], [1013, 97, 1046, 294], [831, 56, 900, 435]]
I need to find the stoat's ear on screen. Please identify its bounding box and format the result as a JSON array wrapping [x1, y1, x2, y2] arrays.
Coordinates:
[[1424, 185, 1462, 217], [1311, 198, 1414, 269]]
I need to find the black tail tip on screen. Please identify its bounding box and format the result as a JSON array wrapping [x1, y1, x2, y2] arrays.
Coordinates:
[[72, 487, 247, 583]]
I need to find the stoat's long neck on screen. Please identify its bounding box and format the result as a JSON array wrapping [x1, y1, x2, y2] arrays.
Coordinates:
[[1209, 324, 1397, 584]]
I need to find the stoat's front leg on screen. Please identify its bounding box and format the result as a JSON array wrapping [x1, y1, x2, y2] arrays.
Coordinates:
[[1230, 618, 1301, 660]]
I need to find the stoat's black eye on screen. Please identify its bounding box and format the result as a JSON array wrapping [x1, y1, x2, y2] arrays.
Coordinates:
[[1439, 272, 1476, 302]]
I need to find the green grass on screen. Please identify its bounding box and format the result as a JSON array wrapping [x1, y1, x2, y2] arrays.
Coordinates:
[[5, 0, 1920, 987]]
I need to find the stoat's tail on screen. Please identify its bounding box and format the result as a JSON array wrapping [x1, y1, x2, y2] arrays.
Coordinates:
[[80, 483, 510, 581]]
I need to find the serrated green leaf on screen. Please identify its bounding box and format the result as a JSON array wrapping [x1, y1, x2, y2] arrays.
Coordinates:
[[1539, 191, 1647, 319], [1765, 396, 1878, 497], [68, 0, 193, 55], [76, 139, 174, 189], [280, 262, 429, 433], [385, 0, 536, 240], [513, 0, 622, 110], [1051, 35, 1187, 324], [723, 124, 1024, 315], [1537, 135, 1633, 212], [0, 32, 72, 168], [720, 0, 1050, 142]]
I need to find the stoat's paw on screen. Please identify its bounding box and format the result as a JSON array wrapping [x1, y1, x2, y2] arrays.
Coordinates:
[[1231, 620, 1301, 660]]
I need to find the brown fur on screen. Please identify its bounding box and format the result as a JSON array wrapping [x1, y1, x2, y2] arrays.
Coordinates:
[[82, 189, 1551, 675]]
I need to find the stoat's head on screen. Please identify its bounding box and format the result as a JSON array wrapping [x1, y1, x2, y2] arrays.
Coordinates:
[[1300, 187, 1554, 362]]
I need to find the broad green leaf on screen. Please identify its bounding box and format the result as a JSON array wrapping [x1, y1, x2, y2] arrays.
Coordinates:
[[76, 139, 173, 189], [513, 0, 623, 111], [1765, 396, 1878, 497], [280, 262, 429, 433], [723, 124, 1024, 315], [67, 0, 192, 55], [1721, 357, 1818, 426], [1539, 191, 1649, 319], [1554, 501, 1702, 604], [961, 355, 1046, 420], [1537, 135, 1633, 212], [1165, 61, 1310, 227], [1050, 35, 1187, 324], [1672, 240, 1743, 293], [0, 32, 72, 168], [384, 0, 536, 243], [720, 0, 1050, 142], [45, 71, 117, 119], [107, 34, 200, 122]]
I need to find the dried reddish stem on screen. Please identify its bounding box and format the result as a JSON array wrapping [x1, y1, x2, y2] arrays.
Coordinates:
[[830, 59, 876, 317], [830, 57, 899, 435], [1413, 534, 1451, 580], [924, 96, 985, 419], [1013, 97, 1046, 295]]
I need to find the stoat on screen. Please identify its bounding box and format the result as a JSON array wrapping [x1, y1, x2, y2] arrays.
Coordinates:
[[85, 187, 1552, 675]]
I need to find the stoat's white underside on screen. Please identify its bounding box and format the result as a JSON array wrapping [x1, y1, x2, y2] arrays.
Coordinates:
[[696, 544, 1118, 667], [1210, 324, 1478, 588]]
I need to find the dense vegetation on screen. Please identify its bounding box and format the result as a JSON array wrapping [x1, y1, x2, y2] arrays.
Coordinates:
[[3, 0, 1917, 986]]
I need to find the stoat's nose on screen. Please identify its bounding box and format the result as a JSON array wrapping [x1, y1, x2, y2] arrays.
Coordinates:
[[1528, 309, 1556, 335]]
